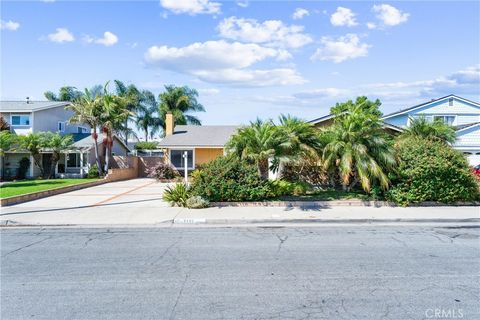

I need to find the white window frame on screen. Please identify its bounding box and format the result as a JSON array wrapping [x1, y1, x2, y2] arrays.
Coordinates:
[[10, 114, 31, 127], [77, 126, 88, 134], [169, 148, 195, 170], [58, 121, 65, 132], [433, 115, 456, 126]]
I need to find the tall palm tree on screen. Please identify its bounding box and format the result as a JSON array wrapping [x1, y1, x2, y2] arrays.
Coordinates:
[[158, 85, 205, 133], [99, 84, 132, 172], [321, 104, 396, 192], [43, 133, 74, 179], [114, 80, 141, 145], [136, 90, 163, 141], [400, 116, 456, 144], [68, 88, 103, 176], [44, 86, 83, 102], [226, 119, 281, 179]]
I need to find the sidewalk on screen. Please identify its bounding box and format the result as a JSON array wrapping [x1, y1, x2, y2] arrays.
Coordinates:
[[1, 205, 479, 227]]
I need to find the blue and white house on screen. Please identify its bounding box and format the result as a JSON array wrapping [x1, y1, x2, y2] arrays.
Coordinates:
[[382, 95, 480, 166]]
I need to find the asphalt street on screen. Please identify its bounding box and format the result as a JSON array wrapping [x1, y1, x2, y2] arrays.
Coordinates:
[[1, 225, 479, 319]]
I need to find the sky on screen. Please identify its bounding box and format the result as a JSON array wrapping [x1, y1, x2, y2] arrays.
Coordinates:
[[1, 0, 479, 125]]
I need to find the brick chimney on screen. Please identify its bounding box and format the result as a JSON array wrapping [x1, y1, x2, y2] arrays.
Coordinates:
[[165, 112, 174, 136]]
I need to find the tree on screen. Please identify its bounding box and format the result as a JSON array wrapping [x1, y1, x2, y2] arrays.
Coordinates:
[[44, 86, 83, 102], [68, 88, 103, 176], [226, 119, 281, 180], [0, 131, 17, 180], [331, 96, 383, 118], [136, 90, 163, 141], [321, 100, 396, 192], [399, 116, 456, 144], [114, 80, 142, 145], [18, 133, 46, 177], [158, 85, 205, 133], [43, 133, 74, 179], [0, 116, 10, 131]]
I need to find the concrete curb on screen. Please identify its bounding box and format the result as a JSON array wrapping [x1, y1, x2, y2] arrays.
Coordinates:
[[0, 179, 106, 207], [210, 200, 480, 208]]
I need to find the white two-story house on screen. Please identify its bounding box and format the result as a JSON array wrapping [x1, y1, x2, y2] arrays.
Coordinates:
[[0, 100, 129, 179], [382, 94, 480, 166]]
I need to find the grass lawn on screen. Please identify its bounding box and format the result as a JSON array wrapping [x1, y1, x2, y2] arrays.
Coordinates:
[[0, 179, 101, 198], [279, 189, 375, 201]]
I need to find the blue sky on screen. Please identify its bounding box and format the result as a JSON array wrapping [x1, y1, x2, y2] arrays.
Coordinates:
[[1, 0, 479, 125]]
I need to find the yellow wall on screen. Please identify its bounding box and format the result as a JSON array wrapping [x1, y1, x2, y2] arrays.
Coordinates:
[[195, 148, 224, 166]]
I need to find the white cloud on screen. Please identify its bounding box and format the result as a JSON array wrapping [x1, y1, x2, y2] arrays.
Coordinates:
[[292, 8, 309, 20], [198, 88, 220, 95], [0, 19, 20, 31], [372, 4, 409, 27], [366, 22, 376, 29], [83, 31, 118, 46], [330, 7, 358, 27], [160, 0, 221, 15], [47, 28, 75, 43], [144, 40, 304, 86], [217, 16, 313, 49], [236, 0, 249, 8], [311, 34, 370, 63], [293, 88, 348, 99]]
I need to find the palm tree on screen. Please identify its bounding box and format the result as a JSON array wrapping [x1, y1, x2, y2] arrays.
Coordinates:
[[43, 133, 74, 179], [136, 90, 163, 141], [18, 133, 46, 177], [99, 84, 132, 173], [0, 116, 10, 131], [44, 86, 83, 102], [400, 116, 456, 144], [114, 80, 142, 145], [226, 119, 281, 179], [321, 104, 397, 192], [0, 131, 17, 180], [274, 115, 322, 175], [68, 88, 103, 176], [158, 85, 205, 133]]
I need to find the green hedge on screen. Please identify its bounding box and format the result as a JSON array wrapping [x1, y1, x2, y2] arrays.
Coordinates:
[[190, 156, 275, 202], [387, 137, 479, 205]]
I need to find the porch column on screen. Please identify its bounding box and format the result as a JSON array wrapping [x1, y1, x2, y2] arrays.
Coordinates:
[[80, 153, 84, 175], [29, 155, 34, 178]]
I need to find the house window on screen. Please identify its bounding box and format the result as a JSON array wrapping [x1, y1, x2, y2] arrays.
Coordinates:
[[11, 115, 30, 126], [58, 122, 65, 132], [67, 153, 80, 167], [433, 115, 455, 125], [77, 126, 88, 134], [449, 97, 454, 106], [170, 150, 193, 169]]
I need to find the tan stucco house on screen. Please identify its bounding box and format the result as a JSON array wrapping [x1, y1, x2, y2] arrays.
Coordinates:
[[0, 100, 129, 178], [158, 113, 239, 170]]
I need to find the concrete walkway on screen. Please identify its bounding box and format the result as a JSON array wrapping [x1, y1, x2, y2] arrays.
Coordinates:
[[0, 178, 479, 226]]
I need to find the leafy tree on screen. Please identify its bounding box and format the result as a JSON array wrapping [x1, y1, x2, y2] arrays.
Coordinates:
[[0, 131, 17, 180], [18, 133, 47, 177], [0, 116, 10, 131], [331, 96, 383, 117], [158, 85, 205, 132], [68, 88, 103, 176], [399, 116, 456, 144], [43, 133, 74, 179], [44, 86, 83, 102], [321, 99, 396, 192], [136, 90, 163, 141], [226, 119, 281, 180]]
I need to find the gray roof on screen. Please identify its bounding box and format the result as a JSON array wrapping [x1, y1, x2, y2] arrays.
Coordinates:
[[0, 101, 70, 112], [70, 133, 130, 151], [158, 125, 240, 147]]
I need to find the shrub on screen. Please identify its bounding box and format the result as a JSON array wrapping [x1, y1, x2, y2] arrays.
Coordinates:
[[190, 156, 275, 202], [86, 164, 100, 178], [163, 183, 190, 207], [135, 141, 159, 150], [17, 157, 31, 179], [270, 180, 310, 197], [387, 137, 480, 205], [186, 196, 210, 209], [147, 163, 180, 180]]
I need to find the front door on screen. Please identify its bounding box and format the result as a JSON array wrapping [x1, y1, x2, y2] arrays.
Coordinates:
[[42, 154, 52, 177]]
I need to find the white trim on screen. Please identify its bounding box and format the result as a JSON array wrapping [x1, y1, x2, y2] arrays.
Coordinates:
[[29, 155, 34, 177], [456, 123, 480, 133], [77, 126, 88, 134], [58, 121, 65, 132], [169, 148, 195, 170], [10, 114, 31, 127]]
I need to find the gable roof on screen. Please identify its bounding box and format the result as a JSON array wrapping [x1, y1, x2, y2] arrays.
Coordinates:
[[158, 125, 240, 148], [456, 122, 480, 133], [71, 133, 130, 151], [382, 94, 480, 119], [0, 101, 71, 112]]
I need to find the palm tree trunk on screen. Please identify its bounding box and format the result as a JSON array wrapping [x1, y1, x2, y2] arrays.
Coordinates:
[[93, 135, 102, 176], [258, 159, 269, 180], [145, 129, 148, 142], [49, 152, 59, 179], [124, 119, 128, 146]]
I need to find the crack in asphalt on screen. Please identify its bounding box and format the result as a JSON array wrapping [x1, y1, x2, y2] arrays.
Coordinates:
[[2, 236, 53, 257], [169, 273, 189, 320]]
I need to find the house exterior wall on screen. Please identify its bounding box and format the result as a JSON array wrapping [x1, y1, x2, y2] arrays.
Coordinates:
[[195, 148, 224, 166], [2, 152, 32, 178], [33, 105, 89, 134], [1, 112, 33, 135]]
